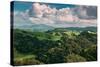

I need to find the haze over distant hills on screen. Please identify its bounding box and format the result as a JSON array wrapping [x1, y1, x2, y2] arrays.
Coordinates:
[[14, 22, 97, 32], [14, 24, 54, 31]]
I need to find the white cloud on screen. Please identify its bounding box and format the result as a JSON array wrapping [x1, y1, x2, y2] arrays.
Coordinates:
[[28, 3, 79, 24], [13, 3, 97, 27], [72, 6, 97, 19], [29, 17, 55, 24]]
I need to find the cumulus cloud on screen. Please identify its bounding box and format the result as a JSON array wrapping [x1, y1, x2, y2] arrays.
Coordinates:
[[28, 3, 80, 24], [72, 6, 97, 19], [14, 2, 97, 27]]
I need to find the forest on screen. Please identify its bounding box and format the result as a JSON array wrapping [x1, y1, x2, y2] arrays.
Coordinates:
[[13, 28, 97, 65]]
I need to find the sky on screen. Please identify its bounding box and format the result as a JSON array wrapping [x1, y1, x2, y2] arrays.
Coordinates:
[[12, 1, 97, 28]]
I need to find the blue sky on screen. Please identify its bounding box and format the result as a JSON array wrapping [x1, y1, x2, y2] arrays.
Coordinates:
[[13, 1, 76, 11]]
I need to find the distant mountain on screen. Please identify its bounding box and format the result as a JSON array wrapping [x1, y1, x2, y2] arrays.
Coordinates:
[[14, 24, 54, 32], [13, 20, 97, 32], [49, 27, 97, 32], [66, 27, 97, 32]]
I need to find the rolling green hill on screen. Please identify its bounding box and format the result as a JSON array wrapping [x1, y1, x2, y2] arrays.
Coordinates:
[[13, 28, 97, 65]]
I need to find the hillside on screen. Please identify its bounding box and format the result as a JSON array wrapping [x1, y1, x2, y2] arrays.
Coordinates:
[[48, 27, 97, 32], [13, 29, 97, 65]]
